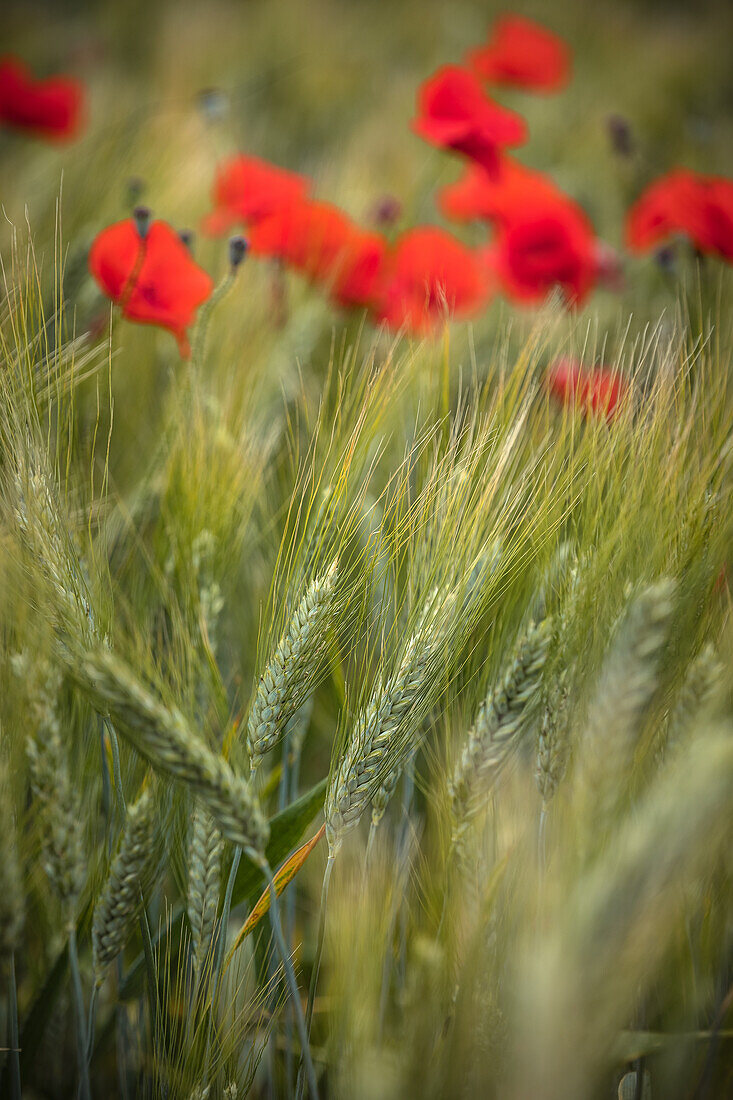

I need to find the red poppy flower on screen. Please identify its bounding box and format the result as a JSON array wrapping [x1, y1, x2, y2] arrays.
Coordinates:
[[467, 16, 571, 93], [201, 154, 311, 237], [626, 169, 733, 261], [546, 357, 629, 420], [374, 227, 492, 335], [249, 200, 386, 308], [0, 55, 84, 141], [412, 65, 527, 176], [438, 159, 560, 225], [89, 219, 214, 357], [492, 192, 599, 306]]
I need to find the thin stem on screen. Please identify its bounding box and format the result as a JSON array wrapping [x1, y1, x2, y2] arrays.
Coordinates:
[[192, 272, 235, 367], [98, 719, 111, 837], [138, 896, 159, 1039], [295, 853, 334, 1100], [68, 926, 91, 1100], [272, 736, 291, 1098], [98, 717, 129, 1093], [115, 957, 130, 1100], [397, 763, 415, 991], [285, 731, 304, 1099], [538, 806, 548, 879], [364, 820, 378, 874], [377, 894, 399, 1043], [8, 953, 21, 1100], [85, 983, 98, 1065], [440, 321, 451, 451], [103, 716, 126, 815], [203, 845, 242, 1083], [262, 853, 319, 1100], [213, 847, 241, 995], [377, 771, 414, 1038], [437, 838, 456, 941]]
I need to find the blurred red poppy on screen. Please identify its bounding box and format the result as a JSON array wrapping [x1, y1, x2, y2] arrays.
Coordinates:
[[626, 169, 733, 261], [201, 154, 311, 237], [467, 15, 571, 93], [89, 219, 214, 357], [546, 356, 629, 420], [491, 192, 599, 306], [249, 200, 386, 308], [375, 227, 492, 335], [438, 159, 559, 225], [0, 55, 84, 141], [412, 65, 527, 175]]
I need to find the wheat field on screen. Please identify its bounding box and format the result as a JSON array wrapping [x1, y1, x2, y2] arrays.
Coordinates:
[[1, 0, 733, 1097]]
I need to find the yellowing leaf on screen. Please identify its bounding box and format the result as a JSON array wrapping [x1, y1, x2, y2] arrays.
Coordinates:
[[225, 823, 326, 968]]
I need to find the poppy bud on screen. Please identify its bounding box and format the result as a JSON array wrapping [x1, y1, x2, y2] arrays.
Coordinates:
[[133, 205, 151, 239], [229, 234, 249, 270], [606, 114, 634, 158], [178, 229, 194, 251], [198, 87, 229, 122], [127, 177, 145, 206], [654, 244, 676, 273], [369, 194, 402, 228]]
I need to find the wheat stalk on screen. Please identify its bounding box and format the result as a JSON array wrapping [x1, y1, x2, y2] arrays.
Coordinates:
[[367, 589, 451, 831], [12, 456, 100, 648], [76, 648, 269, 855], [187, 803, 224, 985], [93, 785, 156, 977], [449, 619, 552, 842], [574, 579, 675, 830], [23, 658, 85, 921], [536, 680, 570, 808], [326, 621, 440, 854], [191, 530, 225, 655], [247, 560, 338, 772], [663, 642, 721, 757]]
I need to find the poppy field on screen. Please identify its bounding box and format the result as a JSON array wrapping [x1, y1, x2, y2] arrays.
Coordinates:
[[1, 0, 733, 1097]]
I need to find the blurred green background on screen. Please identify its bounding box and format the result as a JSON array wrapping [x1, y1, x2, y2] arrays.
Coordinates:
[[2, 0, 732, 488]]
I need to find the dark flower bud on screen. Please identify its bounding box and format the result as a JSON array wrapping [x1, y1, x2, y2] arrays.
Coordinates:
[[197, 87, 229, 122], [178, 229, 194, 251], [370, 194, 402, 228], [654, 244, 676, 273], [229, 235, 249, 270], [133, 205, 151, 239], [606, 114, 634, 158], [127, 177, 145, 205]]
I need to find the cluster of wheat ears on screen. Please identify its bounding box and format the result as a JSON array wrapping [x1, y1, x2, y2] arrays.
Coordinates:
[[0, 245, 732, 1099]]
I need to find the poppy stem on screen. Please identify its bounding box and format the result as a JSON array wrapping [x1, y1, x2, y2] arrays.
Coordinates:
[[192, 271, 235, 366]]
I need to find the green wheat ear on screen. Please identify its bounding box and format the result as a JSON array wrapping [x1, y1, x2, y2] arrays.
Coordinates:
[[449, 618, 552, 845], [76, 647, 269, 854], [663, 641, 722, 758], [325, 616, 440, 853], [23, 657, 85, 924], [187, 803, 223, 987], [536, 678, 570, 809], [247, 560, 338, 773], [93, 784, 157, 978], [574, 578, 675, 833]]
